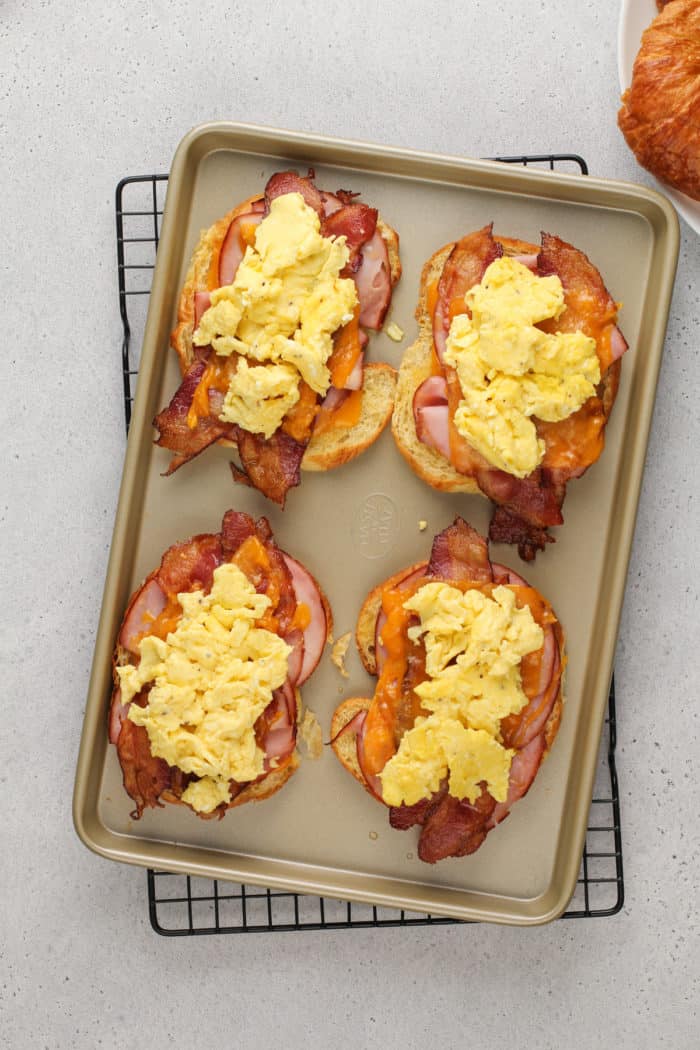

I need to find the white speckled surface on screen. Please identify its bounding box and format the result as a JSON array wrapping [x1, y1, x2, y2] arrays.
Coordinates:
[[2, 1, 699, 1046]]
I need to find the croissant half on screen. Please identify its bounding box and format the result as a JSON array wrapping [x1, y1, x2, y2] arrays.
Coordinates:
[[618, 0, 700, 202]]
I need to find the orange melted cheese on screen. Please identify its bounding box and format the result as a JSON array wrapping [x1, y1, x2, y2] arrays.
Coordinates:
[[312, 388, 363, 436], [329, 305, 362, 388]]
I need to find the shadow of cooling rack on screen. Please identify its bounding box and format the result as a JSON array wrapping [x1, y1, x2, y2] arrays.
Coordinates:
[[115, 153, 623, 935]]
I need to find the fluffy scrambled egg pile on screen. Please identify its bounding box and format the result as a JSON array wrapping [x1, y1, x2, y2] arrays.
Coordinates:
[[117, 563, 292, 814], [379, 583, 543, 807], [193, 193, 358, 438], [444, 257, 601, 477]]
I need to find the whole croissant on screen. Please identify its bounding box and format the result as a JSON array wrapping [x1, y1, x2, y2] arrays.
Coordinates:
[[618, 0, 700, 202]]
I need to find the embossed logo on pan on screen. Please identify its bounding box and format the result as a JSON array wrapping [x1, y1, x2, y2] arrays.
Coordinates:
[[352, 494, 400, 559]]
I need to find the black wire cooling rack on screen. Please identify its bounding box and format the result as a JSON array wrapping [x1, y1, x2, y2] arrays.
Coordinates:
[[116, 153, 623, 935]]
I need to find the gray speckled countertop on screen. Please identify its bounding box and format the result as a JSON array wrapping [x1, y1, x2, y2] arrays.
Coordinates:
[[3, 2, 699, 1047]]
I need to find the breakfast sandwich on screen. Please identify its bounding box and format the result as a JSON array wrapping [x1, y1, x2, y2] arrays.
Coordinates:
[[391, 225, 628, 559], [109, 510, 330, 819], [330, 518, 565, 863], [155, 170, 401, 505]]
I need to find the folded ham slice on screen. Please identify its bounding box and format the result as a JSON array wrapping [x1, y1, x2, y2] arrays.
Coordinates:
[[218, 210, 263, 286], [281, 553, 328, 685], [413, 376, 450, 459]]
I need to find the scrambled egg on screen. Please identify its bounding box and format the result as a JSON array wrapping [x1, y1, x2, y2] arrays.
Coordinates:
[[116, 563, 291, 814], [193, 193, 358, 436], [444, 257, 600, 478], [379, 583, 543, 807]]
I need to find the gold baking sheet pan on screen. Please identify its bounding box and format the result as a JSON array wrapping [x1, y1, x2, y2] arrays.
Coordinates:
[[73, 123, 679, 925]]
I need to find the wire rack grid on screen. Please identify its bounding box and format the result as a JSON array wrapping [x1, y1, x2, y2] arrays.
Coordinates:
[[115, 153, 623, 935]]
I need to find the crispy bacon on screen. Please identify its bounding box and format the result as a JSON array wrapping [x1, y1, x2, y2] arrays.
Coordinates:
[[220, 509, 257, 554], [418, 785, 497, 863], [264, 170, 324, 216], [427, 517, 493, 582], [157, 533, 224, 596], [154, 356, 234, 475], [321, 203, 378, 273], [433, 224, 503, 361], [389, 790, 443, 830], [488, 506, 554, 562], [116, 715, 171, 820], [537, 232, 618, 341], [235, 429, 305, 507]]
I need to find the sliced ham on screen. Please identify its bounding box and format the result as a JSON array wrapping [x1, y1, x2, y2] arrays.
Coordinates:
[[354, 230, 392, 330], [282, 554, 327, 685], [194, 291, 211, 327], [415, 403, 450, 459], [330, 708, 367, 745], [284, 629, 304, 686], [321, 191, 343, 216], [108, 687, 129, 746], [413, 376, 450, 459], [490, 561, 529, 587], [356, 712, 385, 802], [218, 211, 263, 286], [118, 578, 167, 654], [343, 351, 364, 391], [502, 639, 561, 750], [487, 732, 546, 828], [610, 324, 628, 362], [317, 385, 349, 415], [512, 252, 538, 271], [261, 687, 296, 769]]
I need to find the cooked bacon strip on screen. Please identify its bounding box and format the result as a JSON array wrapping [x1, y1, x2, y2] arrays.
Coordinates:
[[537, 233, 618, 342], [418, 785, 497, 863], [489, 507, 554, 562], [433, 224, 502, 361], [235, 429, 305, 507], [322, 203, 378, 274], [117, 715, 171, 820], [157, 533, 224, 596], [478, 466, 566, 528], [389, 788, 444, 830], [427, 516, 493, 582], [154, 357, 234, 475], [220, 509, 257, 553], [264, 170, 324, 216]]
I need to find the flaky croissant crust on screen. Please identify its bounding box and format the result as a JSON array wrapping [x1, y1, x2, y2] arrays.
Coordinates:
[[618, 0, 700, 202]]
